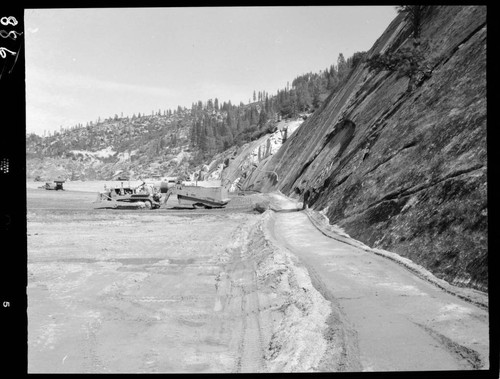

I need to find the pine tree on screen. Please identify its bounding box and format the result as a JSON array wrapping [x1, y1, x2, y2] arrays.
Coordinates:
[[397, 5, 427, 43], [312, 84, 321, 109], [337, 53, 348, 82], [258, 109, 268, 127]]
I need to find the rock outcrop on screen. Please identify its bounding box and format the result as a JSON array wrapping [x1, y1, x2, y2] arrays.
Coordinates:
[[244, 6, 487, 292], [200, 118, 304, 190]]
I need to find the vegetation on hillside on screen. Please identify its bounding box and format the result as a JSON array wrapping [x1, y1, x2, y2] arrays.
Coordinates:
[[366, 6, 435, 92], [187, 51, 366, 161], [26, 50, 365, 180]]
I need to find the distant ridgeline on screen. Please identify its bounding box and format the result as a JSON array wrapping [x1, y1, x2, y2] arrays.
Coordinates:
[[26, 50, 365, 181]]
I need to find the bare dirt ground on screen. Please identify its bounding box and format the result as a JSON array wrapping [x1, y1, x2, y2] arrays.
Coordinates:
[[27, 186, 329, 373], [28, 187, 258, 373], [27, 186, 490, 373]]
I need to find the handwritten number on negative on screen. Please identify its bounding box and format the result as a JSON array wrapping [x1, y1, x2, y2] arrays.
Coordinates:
[[0, 16, 18, 26], [1, 16, 19, 60]]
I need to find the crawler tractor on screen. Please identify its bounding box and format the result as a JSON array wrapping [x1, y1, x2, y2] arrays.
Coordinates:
[[40, 180, 65, 191], [97, 181, 162, 209]]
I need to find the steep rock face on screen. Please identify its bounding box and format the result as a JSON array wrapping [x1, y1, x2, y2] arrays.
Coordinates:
[[246, 6, 487, 291]]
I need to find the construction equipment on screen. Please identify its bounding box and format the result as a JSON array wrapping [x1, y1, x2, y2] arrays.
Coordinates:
[[96, 181, 162, 209], [39, 180, 65, 191], [96, 180, 230, 210], [160, 180, 230, 209]]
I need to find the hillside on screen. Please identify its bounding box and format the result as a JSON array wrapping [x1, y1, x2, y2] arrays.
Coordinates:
[[26, 109, 194, 181], [26, 51, 360, 182], [239, 6, 487, 292], [25, 109, 306, 183]]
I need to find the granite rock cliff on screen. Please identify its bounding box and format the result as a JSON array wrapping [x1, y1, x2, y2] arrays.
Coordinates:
[[243, 6, 487, 292]]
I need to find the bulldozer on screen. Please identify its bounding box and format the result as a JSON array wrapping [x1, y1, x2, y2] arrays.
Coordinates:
[[39, 180, 65, 191], [96, 181, 162, 209]]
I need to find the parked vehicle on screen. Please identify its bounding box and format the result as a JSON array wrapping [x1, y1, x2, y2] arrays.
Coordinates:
[[96, 179, 231, 210], [160, 180, 230, 209], [39, 180, 65, 191], [96, 182, 162, 209]]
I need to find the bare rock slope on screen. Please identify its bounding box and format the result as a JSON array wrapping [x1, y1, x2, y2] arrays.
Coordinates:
[[244, 6, 487, 292]]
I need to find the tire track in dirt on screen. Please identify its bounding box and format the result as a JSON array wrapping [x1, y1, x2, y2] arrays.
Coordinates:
[[413, 322, 483, 370], [219, 254, 267, 373], [212, 210, 335, 372], [236, 279, 266, 373], [302, 262, 362, 372], [79, 312, 105, 373]]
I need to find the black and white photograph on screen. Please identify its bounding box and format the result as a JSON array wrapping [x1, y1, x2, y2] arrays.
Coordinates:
[[17, 5, 492, 375]]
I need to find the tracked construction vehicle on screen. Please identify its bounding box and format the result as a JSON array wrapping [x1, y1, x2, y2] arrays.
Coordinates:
[[96, 181, 162, 209], [40, 180, 65, 191]]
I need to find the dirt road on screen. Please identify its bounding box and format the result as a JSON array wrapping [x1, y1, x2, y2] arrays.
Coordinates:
[[269, 210, 489, 371]]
